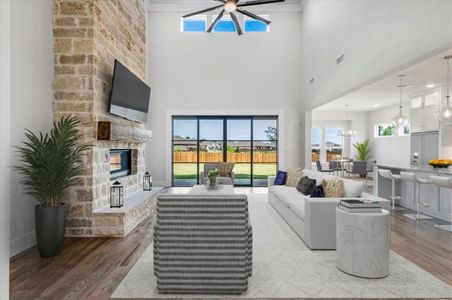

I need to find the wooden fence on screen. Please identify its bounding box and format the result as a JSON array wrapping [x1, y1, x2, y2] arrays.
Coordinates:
[[173, 152, 277, 163], [311, 153, 342, 162]]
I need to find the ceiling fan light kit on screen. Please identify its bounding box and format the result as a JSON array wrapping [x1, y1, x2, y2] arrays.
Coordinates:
[[183, 0, 285, 36]]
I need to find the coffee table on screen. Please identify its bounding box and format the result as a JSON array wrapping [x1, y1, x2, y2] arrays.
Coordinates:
[[189, 184, 235, 195]]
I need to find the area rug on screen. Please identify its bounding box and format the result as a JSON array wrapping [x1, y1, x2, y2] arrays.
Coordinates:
[[111, 193, 452, 299]]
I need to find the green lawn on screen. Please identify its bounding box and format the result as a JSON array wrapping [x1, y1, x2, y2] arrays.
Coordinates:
[[173, 163, 276, 179]]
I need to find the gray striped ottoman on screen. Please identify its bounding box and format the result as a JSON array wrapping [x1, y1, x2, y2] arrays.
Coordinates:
[[153, 194, 253, 294]]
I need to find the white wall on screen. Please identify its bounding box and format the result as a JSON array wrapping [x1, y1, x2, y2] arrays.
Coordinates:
[[368, 103, 411, 166], [0, 0, 11, 297], [301, 0, 452, 110], [9, 0, 53, 256], [146, 11, 304, 186]]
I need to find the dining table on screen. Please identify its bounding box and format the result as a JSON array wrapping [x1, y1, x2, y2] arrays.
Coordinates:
[[330, 159, 352, 177]]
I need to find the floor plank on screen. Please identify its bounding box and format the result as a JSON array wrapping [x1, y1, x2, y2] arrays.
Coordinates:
[[10, 203, 452, 299]]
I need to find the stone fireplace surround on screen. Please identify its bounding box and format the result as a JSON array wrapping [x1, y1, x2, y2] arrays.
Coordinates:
[[53, 0, 154, 237]]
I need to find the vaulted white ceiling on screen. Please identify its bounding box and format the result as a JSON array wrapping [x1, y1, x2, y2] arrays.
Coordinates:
[[146, 0, 307, 12], [315, 49, 452, 112]]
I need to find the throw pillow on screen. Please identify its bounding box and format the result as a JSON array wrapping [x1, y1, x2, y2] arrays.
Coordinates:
[[310, 184, 325, 198], [322, 177, 345, 198], [274, 170, 288, 185], [218, 161, 235, 176], [285, 168, 303, 187], [296, 176, 317, 196]]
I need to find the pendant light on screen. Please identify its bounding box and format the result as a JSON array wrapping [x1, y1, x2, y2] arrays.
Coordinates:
[[435, 55, 452, 125], [392, 74, 409, 128], [337, 105, 357, 137]]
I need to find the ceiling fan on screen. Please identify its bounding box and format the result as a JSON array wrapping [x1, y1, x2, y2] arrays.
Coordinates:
[[182, 0, 286, 36]]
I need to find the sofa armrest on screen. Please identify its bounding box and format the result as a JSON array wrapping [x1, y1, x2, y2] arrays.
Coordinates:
[[268, 176, 276, 187], [304, 197, 341, 249]]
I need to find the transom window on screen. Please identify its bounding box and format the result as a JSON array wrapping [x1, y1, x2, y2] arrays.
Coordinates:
[[244, 16, 270, 32], [181, 16, 207, 32], [213, 16, 236, 32], [375, 123, 396, 137], [180, 15, 270, 33], [374, 122, 410, 137]]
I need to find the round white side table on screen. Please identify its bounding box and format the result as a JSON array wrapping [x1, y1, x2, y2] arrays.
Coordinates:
[[336, 207, 390, 279]]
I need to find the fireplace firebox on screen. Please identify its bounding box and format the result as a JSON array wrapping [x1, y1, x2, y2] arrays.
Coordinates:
[[110, 149, 132, 179]]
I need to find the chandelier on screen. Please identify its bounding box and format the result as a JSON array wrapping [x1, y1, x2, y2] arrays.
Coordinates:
[[337, 105, 356, 137], [392, 74, 409, 128], [435, 55, 452, 125]]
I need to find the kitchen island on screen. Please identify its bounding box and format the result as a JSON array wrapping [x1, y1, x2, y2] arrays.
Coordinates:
[[374, 164, 452, 222]]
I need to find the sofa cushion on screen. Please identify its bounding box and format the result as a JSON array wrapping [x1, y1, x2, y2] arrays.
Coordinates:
[[297, 176, 317, 196], [303, 169, 365, 198], [269, 185, 304, 207], [274, 170, 288, 185], [310, 184, 325, 198], [286, 168, 303, 187], [218, 161, 235, 176], [322, 178, 345, 198]]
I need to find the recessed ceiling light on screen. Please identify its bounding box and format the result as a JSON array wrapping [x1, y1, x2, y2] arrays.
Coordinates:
[[426, 84, 435, 88], [373, 104, 379, 108]]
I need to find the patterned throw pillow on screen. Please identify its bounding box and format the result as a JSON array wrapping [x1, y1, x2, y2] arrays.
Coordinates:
[[274, 170, 288, 185], [218, 161, 235, 176], [285, 168, 303, 187], [296, 176, 317, 196], [322, 177, 345, 198]]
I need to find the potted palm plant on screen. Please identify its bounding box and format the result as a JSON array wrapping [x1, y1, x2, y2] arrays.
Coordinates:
[[14, 116, 90, 257], [353, 139, 372, 161]]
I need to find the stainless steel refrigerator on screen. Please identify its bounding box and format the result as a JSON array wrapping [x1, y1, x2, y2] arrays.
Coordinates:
[[411, 132, 439, 166]]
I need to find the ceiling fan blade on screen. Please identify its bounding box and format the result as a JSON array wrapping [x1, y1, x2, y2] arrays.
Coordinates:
[[230, 12, 243, 36], [238, 0, 285, 8], [182, 4, 224, 18], [208, 9, 225, 32], [237, 9, 271, 24], [213, 0, 225, 2]]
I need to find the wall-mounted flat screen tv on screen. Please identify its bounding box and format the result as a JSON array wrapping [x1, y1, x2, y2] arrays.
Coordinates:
[[108, 60, 151, 123]]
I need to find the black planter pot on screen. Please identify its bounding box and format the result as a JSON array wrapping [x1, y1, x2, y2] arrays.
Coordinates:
[[35, 203, 67, 257]]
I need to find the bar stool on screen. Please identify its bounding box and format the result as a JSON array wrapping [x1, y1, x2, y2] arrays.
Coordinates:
[[430, 175, 452, 232], [378, 169, 404, 210], [400, 172, 433, 220]]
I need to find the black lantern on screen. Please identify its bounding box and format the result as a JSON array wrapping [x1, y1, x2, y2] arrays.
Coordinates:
[[110, 181, 123, 208], [143, 172, 152, 191]]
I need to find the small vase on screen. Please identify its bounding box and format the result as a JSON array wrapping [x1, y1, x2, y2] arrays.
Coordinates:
[[207, 178, 218, 190]]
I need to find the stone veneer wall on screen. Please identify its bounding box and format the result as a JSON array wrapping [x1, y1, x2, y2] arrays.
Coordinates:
[[53, 0, 147, 236]]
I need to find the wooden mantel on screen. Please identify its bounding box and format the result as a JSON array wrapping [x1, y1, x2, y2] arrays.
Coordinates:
[[97, 121, 152, 142]]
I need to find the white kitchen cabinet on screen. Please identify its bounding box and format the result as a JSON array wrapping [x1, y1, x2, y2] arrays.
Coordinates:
[[424, 106, 440, 131], [411, 109, 425, 132], [410, 90, 440, 133], [411, 106, 439, 133]]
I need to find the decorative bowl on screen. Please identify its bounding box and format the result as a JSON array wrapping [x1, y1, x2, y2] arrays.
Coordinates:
[[429, 163, 452, 169]]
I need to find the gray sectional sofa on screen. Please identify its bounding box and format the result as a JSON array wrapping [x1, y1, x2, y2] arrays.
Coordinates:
[[268, 169, 390, 250]]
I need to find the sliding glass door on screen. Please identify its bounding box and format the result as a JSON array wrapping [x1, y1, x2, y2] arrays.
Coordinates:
[[172, 116, 278, 187]]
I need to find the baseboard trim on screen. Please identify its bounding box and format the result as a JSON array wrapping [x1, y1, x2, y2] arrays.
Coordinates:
[[10, 231, 36, 257]]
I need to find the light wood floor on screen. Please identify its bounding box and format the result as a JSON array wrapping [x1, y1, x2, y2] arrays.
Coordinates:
[[10, 205, 452, 300]]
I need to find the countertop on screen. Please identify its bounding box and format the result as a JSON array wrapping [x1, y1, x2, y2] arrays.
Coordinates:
[[374, 164, 452, 175]]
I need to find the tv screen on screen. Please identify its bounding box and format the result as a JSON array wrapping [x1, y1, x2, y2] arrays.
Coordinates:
[[108, 60, 151, 123]]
